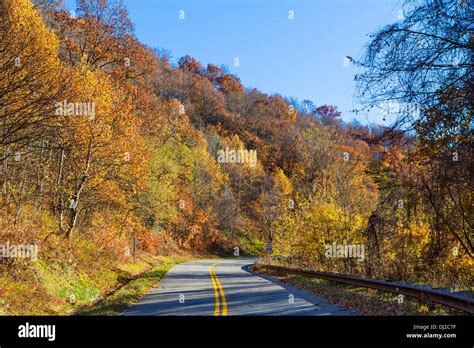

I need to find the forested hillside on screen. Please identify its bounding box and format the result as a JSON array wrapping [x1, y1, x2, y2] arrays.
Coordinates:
[[0, 0, 472, 314]]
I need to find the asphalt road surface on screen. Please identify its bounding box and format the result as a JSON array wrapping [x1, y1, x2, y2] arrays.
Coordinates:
[[122, 258, 356, 316]]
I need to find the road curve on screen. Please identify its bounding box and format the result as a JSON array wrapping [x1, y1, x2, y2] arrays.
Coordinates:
[[122, 258, 356, 316]]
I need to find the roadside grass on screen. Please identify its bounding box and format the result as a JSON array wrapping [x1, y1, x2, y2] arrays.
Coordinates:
[[0, 207, 223, 316], [78, 256, 186, 316], [0, 247, 197, 315], [253, 265, 465, 316]]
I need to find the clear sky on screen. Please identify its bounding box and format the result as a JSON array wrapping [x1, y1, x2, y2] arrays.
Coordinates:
[[65, 0, 402, 124]]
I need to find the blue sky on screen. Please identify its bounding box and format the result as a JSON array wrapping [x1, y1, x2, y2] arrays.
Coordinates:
[[65, 0, 402, 124]]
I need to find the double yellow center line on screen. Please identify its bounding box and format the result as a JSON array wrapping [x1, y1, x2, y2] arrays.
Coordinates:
[[209, 263, 227, 316]]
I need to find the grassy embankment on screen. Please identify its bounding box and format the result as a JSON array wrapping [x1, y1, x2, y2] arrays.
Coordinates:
[[0, 250, 199, 316]]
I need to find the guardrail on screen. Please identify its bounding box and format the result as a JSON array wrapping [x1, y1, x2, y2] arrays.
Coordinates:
[[257, 263, 474, 314]]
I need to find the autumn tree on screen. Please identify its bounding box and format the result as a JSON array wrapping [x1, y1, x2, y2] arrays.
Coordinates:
[[205, 64, 243, 95], [178, 55, 202, 73], [356, 0, 473, 260], [355, 0, 472, 129], [0, 0, 65, 161]]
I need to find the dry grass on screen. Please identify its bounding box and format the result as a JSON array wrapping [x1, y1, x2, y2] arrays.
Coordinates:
[[254, 264, 466, 316]]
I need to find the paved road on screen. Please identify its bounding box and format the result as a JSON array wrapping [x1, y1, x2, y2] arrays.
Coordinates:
[[122, 258, 356, 316]]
